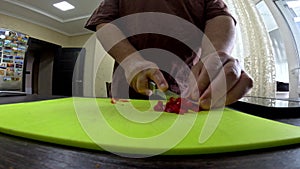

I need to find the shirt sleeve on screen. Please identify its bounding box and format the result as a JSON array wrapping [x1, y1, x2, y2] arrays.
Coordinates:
[[205, 0, 236, 24], [85, 0, 119, 31]]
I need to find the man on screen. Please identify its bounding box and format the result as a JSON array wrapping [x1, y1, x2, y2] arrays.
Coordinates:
[[85, 0, 253, 109]]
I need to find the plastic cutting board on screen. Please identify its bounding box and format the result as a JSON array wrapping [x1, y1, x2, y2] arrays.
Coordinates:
[[0, 97, 300, 156]]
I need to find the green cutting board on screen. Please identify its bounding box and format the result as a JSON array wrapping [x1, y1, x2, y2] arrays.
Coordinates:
[[0, 97, 300, 156]]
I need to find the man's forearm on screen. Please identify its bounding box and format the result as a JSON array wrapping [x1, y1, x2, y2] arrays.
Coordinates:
[[96, 23, 145, 64], [201, 15, 236, 57]]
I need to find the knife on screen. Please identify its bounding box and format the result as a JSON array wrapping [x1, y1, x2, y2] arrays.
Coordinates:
[[148, 81, 199, 105], [148, 81, 178, 100]]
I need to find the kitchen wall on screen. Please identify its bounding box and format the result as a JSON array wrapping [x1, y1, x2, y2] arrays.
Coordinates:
[[81, 34, 114, 97], [94, 40, 114, 97], [0, 13, 92, 47], [0, 13, 114, 97]]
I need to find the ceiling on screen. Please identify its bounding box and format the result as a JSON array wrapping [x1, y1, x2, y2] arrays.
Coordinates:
[[0, 0, 101, 36]]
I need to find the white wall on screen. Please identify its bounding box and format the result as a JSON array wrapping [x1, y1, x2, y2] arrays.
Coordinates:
[[94, 40, 114, 97], [81, 34, 114, 97], [63, 34, 113, 97]]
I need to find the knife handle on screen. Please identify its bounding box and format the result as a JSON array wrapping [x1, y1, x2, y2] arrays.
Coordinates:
[[149, 81, 157, 91]]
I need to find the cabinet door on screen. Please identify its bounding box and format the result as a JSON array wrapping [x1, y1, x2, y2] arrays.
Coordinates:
[[52, 48, 85, 96]]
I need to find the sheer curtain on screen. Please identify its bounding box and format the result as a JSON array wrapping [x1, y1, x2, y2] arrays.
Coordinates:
[[224, 0, 276, 98]]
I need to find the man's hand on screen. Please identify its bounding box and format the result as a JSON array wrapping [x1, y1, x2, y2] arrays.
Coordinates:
[[189, 52, 253, 109], [130, 68, 168, 96], [119, 54, 169, 96]]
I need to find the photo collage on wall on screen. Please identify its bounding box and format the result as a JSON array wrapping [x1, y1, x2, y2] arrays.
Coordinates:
[[0, 29, 29, 82]]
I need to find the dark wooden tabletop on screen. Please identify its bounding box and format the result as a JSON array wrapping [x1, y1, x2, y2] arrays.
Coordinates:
[[1, 95, 300, 169]]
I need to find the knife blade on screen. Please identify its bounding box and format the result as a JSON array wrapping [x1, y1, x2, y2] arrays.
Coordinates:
[[148, 81, 199, 105], [149, 81, 178, 100]]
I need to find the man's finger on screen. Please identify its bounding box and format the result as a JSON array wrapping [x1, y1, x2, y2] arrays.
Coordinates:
[[208, 71, 253, 109], [148, 69, 168, 92], [136, 73, 153, 96], [224, 71, 253, 105], [199, 58, 242, 109]]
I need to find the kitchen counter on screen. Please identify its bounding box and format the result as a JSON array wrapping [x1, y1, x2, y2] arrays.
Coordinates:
[[229, 96, 300, 119], [1, 95, 300, 169]]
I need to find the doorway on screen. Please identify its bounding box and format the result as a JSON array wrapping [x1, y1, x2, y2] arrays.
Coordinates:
[[25, 38, 61, 95], [52, 48, 85, 97], [25, 38, 85, 97]]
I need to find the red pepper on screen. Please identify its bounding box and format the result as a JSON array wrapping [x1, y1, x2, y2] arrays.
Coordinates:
[[154, 100, 165, 111], [111, 98, 117, 104], [153, 97, 200, 114]]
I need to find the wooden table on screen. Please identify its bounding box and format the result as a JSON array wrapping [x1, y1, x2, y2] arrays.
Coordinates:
[[1, 95, 300, 169]]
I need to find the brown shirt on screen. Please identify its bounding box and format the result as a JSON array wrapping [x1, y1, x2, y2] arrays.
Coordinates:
[[85, 0, 235, 99], [85, 0, 234, 31]]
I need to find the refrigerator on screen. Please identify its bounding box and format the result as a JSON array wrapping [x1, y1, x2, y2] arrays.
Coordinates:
[[0, 28, 29, 95]]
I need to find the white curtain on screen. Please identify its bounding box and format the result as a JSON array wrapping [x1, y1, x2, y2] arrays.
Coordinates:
[[224, 0, 276, 98]]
